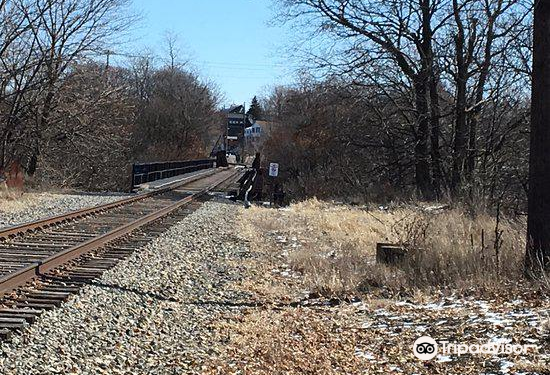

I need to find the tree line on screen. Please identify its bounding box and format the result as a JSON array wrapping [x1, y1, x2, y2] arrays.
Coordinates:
[[261, 0, 531, 208], [0, 0, 219, 190]]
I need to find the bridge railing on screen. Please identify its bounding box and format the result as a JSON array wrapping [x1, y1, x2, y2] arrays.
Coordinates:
[[131, 159, 215, 190]]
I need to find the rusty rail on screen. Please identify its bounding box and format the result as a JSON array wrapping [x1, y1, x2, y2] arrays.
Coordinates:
[[0, 168, 237, 296]]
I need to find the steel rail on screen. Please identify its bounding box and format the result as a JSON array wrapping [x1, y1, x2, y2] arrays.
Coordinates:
[[0, 168, 220, 240], [0, 169, 237, 295]]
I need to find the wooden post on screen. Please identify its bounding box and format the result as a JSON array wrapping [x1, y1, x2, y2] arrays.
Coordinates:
[[526, 0, 550, 275], [376, 243, 408, 265]]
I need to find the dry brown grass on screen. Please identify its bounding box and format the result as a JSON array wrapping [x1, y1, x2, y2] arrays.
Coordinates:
[[0, 191, 49, 213], [205, 307, 371, 375], [0, 185, 26, 211], [202, 200, 548, 374], [241, 198, 530, 297]]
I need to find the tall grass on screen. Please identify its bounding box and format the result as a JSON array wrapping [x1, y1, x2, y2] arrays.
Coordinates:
[[242, 199, 530, 296]]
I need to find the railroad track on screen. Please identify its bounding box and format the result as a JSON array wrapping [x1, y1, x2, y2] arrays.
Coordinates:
[[0, 167, 241, 341]]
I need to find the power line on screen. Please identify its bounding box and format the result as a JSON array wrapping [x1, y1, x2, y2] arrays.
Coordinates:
[[200, 65, 285, 72], [198, 60, 300, 68]]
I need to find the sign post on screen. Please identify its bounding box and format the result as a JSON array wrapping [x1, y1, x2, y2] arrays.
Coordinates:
[[268, 163, 279, 205], [269, 163, 279, 177]]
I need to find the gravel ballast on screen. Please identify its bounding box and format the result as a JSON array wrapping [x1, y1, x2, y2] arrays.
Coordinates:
[[0, 192, 128, 229], [0, 199, 248, 374]]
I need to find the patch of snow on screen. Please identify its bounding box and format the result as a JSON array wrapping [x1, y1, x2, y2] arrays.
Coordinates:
[[499, 360, 514, 374], [488, 336, 512, 345], [355, 349, 376, 361], [389, 366, 403, 372], [415, 325, 427, 332], [424, 204, 450, 212], [475, 301, 491, 310], [277, 207, 292, 211], [508, 311, 536, 318], [275, 235, 287, 243], [436, 355, 453, 363], [415, 299, 465, 310], [483, 313, 512, 326]]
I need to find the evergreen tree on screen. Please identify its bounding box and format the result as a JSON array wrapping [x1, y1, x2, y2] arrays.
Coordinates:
[[247, 96, 263, 120]]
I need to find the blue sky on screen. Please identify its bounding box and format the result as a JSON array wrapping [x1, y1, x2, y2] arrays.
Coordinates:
[[127, 0, 296, 106]]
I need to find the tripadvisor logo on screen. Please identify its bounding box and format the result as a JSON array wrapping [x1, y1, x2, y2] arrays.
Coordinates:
[[413, 336, 438, 360], [412, 335, 539, 361]]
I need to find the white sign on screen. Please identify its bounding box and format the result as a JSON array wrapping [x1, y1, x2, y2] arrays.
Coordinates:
[[227, 136, 238, 140], [269, 163, 279, 177]]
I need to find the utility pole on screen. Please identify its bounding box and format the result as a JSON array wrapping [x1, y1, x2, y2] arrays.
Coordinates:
[[526, 0, 550, 275], [104, 50, 113, 70]]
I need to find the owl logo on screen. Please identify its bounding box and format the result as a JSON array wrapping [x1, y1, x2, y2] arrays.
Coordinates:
[[413, 336, 438, 360]]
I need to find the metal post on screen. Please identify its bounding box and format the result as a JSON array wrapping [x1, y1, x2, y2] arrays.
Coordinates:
[[129, 163, 136, 192], [242, 102, 246, 160], [225, 115, 228, 152]]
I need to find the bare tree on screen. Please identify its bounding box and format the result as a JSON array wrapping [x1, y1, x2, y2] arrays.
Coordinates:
[[275, 0, 531, 202], [0, 0, 49, 170], [278, 0, 459, 199], [1, 0, 221, 191], [39, 62, 134, 189], [445, 0, 531, 193], [23, 0, 135, 175], [162, 31, 188, 71], [0, 0, 135, 176], [131, 66, 219, 161]]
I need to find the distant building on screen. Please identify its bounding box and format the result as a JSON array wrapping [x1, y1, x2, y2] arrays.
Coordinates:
[[244, 121, 262, 138], [220, 104, 252, 160], [244, 120, 272, 152]]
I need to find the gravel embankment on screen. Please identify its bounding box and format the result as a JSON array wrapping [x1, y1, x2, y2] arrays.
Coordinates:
[[0, 199, 249, 374], [0, 192, 129, 229]]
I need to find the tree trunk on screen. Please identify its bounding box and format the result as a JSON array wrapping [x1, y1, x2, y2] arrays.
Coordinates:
[[466, 4, 498, 181], [26, 102, 52, 177], [451, 65, 468, 193], [429, 75, 442, 195], [26, 148, 39, 176], [421, 0, 442, 197], [466, 113, 477, 179], [526, 0, 550, 274], [414, 76, 434, 200], [451, 0, 469, 194]]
